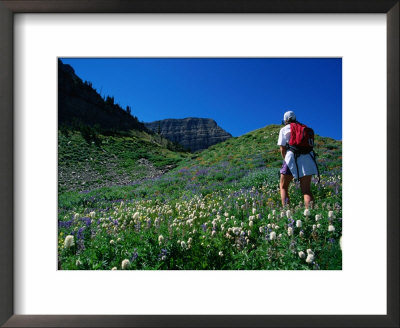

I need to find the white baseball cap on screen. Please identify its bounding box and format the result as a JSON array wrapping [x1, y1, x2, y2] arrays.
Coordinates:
[[283, 111, 296, 123]]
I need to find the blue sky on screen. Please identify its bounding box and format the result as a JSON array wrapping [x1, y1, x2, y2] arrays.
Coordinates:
[[60, 58, 342, 139]]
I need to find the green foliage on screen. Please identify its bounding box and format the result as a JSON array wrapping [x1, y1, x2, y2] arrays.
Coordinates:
[[238, 168, 279, 189], [80, 125, 100, 145], [58, 128, 189, 193]]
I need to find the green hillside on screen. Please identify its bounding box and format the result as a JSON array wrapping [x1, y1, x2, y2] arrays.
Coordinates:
[[58, 128, 189, 193], [59, 124, 341, 200], [180, 124, 341, 173]]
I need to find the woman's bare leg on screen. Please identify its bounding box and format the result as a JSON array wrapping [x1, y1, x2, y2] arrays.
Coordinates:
[[300, 175, 314, 208], [280, 174, 293, 207]]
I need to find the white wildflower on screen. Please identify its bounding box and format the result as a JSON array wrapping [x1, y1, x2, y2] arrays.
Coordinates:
[[288, 227, 293, 236], [111, 267, 117, 271], [161, 255, 167, 261], [296, 220, 302, 228], [306, 254, 314, 263], [312, 224, 316, 231], [158, 235, 164, 244], [218, 251, 223, 257], [121, 259, 130, 270], [328, 211, 334, 219], [252, 208, 256, 215], [298, 251, 305, 259], [267, 224, 271, 229], [64, 235, 74, 248], [211, 230, 216, 237], [109, 240, 115, 245], [306, 249, 314, 255], [249, 221, 254, 228], [259, 226, 264, 233], [272, 210, 276, 216], [247, 230, 251, 236], [317, 224, 321, 228], [299, 231, 304, 237], [181, 241, 187, 248], [286, 210, 291, 217], [188, 237, 193, 244], [304, 209, 310, 216], [270, 231, 277, 240], [315, 214, 321, 221], [280, 211, 285, 218], [328, 225, 335, 232], [89, 211, 96, 218], [76, 259, 82, 266]]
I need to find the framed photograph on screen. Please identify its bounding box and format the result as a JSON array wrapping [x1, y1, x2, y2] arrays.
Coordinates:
[[0, 0, 398, 327]]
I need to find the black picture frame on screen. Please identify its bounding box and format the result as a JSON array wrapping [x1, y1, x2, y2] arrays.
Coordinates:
[[0, 1, 398, 327]]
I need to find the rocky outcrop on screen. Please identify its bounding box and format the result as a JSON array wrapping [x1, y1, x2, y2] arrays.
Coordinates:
[[58, 59, 148, 132], [145, 118, 232, 152]]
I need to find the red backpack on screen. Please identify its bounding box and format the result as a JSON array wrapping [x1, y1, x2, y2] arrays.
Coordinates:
[[288, 122, 314, 153], [286, 122, 320, 183]]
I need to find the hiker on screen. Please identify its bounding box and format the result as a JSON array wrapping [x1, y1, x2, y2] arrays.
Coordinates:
[[277, 111, 319, 209]]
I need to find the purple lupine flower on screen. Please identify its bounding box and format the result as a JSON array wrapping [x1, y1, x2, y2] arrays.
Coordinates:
[[80, 217, 91, 227], [77, 227, 85, 240], [130, 249, 138, 262], [58, 220, 73, 229], [76, 227, 86, 252]]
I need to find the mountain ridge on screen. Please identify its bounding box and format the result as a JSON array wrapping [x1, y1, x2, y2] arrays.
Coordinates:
[[58, 59, 149, 133], [145, 117, 232, 152]]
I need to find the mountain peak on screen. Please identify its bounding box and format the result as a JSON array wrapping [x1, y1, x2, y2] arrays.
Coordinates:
[[145, 118, 231, 152]]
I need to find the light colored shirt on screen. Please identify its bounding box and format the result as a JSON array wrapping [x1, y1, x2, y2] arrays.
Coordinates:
[[277, 124, 318, 179]]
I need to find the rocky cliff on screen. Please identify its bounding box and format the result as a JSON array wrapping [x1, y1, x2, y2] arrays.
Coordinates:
[[145, 118, 232, 152], [58, 59, 148, 132]]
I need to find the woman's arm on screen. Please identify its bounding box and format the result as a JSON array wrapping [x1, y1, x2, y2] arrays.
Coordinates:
[[280, 146, 286, 159]]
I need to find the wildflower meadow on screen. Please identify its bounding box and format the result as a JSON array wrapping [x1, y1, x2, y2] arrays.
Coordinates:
[[58, 125, 342, 270]]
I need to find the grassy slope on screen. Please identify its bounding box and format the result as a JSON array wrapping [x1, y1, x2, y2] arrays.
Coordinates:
[[58, 129, 189, 193], [59, 124, 341, 207], [180, 124, 341, 173]]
